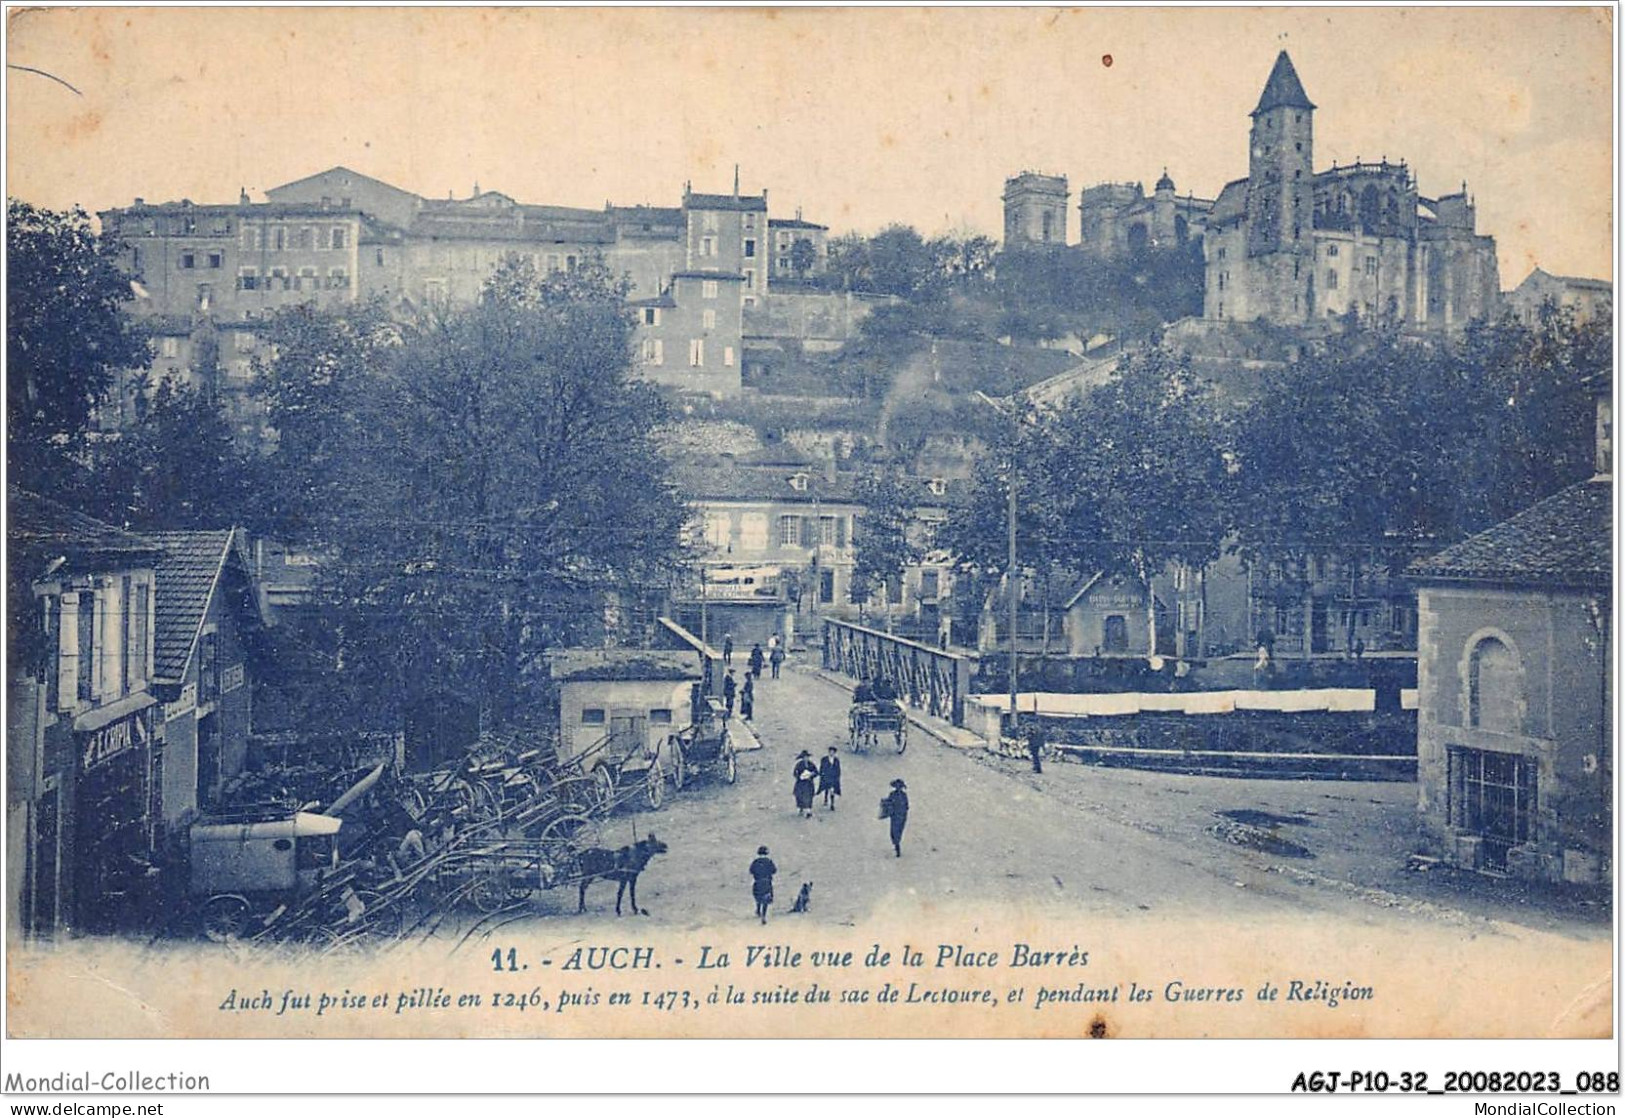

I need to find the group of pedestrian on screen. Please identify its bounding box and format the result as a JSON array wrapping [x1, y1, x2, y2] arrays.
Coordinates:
[[719, 632, 788, 723], [791, 746, 844, 818]]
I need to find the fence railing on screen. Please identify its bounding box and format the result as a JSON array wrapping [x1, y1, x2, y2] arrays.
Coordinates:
[[821, 618, 973, 727]]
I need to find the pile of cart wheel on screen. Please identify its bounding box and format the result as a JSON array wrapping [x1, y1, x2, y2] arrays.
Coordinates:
[[184, 729, 688, 951]]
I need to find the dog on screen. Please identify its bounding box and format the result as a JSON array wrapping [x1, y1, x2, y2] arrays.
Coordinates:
[[788, 881, 813, 914]]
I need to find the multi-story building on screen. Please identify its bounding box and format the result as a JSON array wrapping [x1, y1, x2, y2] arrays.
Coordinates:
[[1506, 268, 1613, 328], [1203, 51, 1500, 330], [767, 215, 829, 283], [8, 491, 163, 938], [100, 171, 825, 428]]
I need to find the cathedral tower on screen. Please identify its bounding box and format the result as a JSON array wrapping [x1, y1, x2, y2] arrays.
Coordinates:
[[1003, 172, 1069, 247], [1244, 51, 1315, 321]]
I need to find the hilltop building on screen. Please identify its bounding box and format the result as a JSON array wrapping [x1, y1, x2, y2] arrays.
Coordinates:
[[1203, 52, 1500, 330], [99, 169, 832, 435], [1505, 268, 1613, 328]]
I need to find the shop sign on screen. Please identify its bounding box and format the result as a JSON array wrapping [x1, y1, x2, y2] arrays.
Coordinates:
[[82, 711, 151, 771], [222, 663, 245, 694], [165, 683, 198, 722]]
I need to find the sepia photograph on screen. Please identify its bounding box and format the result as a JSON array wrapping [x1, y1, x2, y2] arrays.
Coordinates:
[[1, 3, 1616, 1092]]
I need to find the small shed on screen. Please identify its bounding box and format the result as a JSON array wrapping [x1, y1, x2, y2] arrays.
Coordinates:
[[1062, 571, 1156, 657], [547, 650, 703, 771]]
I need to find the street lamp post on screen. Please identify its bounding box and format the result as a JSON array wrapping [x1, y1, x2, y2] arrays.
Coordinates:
[[976, 391, 1021, 742]]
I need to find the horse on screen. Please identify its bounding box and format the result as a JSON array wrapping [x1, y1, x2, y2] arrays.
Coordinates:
[[575, 834, 668, 916]]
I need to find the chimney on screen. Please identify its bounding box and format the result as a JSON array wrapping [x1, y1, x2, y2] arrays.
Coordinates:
[[733, 165, 740, 198], [239, 188, 249, 206]]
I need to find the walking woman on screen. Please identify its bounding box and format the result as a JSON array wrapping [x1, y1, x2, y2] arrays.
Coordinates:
[[792, 751, 819, 818], [880, 778, 909, 857], [740, 672, 755, 722], [749, 846, 776, 924]]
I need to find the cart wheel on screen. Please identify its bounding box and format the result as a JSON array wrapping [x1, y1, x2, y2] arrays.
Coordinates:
[[644, 764, 665, 810], [669, 739, 687, 792], [896, 724, 908, 755], [470, 869, 513, 914], [201, 894, 252, 943], [592, 764, 617, 810], [722, 742, 738, 784]]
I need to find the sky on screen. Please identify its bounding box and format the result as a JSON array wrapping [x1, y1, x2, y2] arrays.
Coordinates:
[[6, 6, 1614, 284]]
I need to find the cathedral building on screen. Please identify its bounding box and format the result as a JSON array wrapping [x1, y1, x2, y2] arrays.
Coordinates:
[[1203, 51, 1500, 331]]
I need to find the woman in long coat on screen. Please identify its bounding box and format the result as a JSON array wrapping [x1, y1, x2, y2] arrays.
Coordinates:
[[792, 751, 819, 818], [749, 846, 776, 924], [880, 778, 909, 857]]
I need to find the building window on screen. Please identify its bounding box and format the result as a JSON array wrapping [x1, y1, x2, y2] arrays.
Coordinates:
[[1467, 637, 1521, 733], [566, 255, 578, 271], [424, 278, 447, 304], [273, 227, 287, 251], [744, 268, 756, 290], [198, 630, 219, 704], [702, 280, 719, 299], [702, 309, 716, 330], [704, 513, 730, 548], [744, 238, 756, 258], [297, 267, 318, 292], [1365, 256, 1378, 276], [207, 251, 223, 269], [331, 227, 347, 250], [919, 570, 940, 599], [329, 268, 350, 289], [1326, 244, 1339, 258], [1326, 270, 1338, 291], [778, 515, 801, 547], [270, 267, 289, 291], [820, 569, 836, 605], [1448, 746, 1537, 871], [242, 227, 261, 252], [700, 236, 717, 257], [642, 307, 661, 326], [641, 338, 664, 365], [581, 708, 606, 725], [237, 267, 258, 291], [196, 284, 212, 311], [820, 515, 837, 546], [649, 708, 673, 725], [547, 254, 561, 272], [179, 252, 196, 270], [724, 346, 735, 367]]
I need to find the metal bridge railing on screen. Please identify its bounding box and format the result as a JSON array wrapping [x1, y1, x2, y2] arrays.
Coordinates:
[[821, 618, 973, 727]]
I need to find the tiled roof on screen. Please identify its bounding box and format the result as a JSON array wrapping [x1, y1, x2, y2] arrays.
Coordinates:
[[672, 462, 858, 503], [1408, 479, 1611, 588], [8, 490, 163, 571], [549, 650, 701, 683], [1210, 179, 1249, 223], [684, 192, 769, 213], [147, 530, 237, 682], [1253, 50, 1315, 115]]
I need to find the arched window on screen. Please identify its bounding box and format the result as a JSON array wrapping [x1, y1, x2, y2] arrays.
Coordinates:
[[1468, 637, 1520, 733], [1126, 223, 1149, 254], [1359, 185, 1381, 228]]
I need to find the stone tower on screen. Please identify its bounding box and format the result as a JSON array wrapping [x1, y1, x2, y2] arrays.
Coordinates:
[[1244, 51, 1315, 321], [1002, 172, 1069, 247]]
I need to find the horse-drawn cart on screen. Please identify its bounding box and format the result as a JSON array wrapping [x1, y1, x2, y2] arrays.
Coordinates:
[[666, 694, 737, 791], [848, 700, 908, 754]]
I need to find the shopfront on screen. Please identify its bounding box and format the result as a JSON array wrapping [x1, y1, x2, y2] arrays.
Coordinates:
[[71, 701, 160, 932]]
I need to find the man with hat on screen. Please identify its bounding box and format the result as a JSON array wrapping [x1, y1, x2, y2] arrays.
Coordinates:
[[880, 778, 910, 857], [792, 751, 819, 818], [749, 846, 777, 924]]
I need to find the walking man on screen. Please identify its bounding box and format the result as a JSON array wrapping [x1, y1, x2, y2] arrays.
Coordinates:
[[748, 642, 766, 680], [722, 669, 738, 720], [723, 633, 734, 666], [740, 672, 755, 722], [769, 642, 785, 680], [818, 746, 842, 811], [1026, 719, 1047, 774], [749, 846, 776, 925], [880, 778, 909, 857]]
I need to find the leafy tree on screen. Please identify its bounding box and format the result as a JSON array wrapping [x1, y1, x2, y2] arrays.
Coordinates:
[[88, 378, 260, 530], [7, 199, 152, 494], [253, 260, 690, 726], [788, 237, 818, 280], [851, 466, 924, 620]]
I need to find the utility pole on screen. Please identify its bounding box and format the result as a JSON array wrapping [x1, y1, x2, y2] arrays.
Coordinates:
[[977, 391, 1022, 743]]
